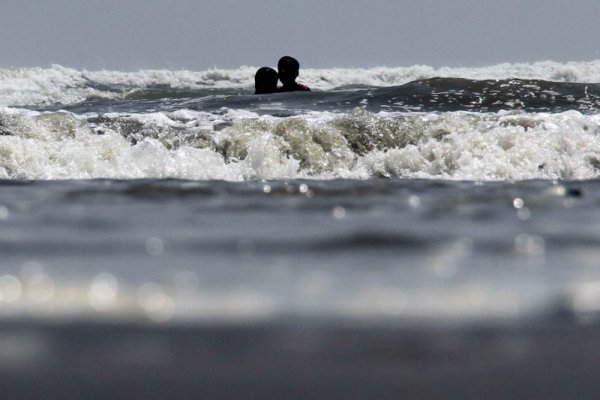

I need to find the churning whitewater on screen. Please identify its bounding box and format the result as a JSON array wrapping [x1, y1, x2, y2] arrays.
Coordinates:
[[1, 60, 600, 181]]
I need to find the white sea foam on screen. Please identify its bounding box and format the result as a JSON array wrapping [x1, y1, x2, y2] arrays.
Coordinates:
[[361, 111, 600, 181], [1, 106, 599, 181], [1, 60, 600, 106]]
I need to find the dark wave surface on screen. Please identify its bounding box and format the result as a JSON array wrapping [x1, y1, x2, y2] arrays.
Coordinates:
[[37, 78, 600, 116]]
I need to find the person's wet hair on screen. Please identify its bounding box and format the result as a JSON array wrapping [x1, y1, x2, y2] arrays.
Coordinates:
[[277, 56, 310, 92], [277, 56, 300, 86], [254, 67, 278, 94]]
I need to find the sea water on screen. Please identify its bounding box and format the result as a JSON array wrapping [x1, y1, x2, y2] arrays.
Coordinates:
[[2, 61, 600, 398]]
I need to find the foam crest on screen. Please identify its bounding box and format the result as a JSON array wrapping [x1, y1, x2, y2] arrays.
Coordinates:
[[302, 60, 600, 89], [0, 65, 106, 107]]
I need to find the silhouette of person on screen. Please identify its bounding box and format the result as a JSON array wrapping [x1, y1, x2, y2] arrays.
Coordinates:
[[254, 67, 279, 94], [277, 56, 310, 92]]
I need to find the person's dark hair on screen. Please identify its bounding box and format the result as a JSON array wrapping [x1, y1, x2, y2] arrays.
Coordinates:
[[254, 67, 278, 94], [277, 56, 300, 86], [278, 56, 300, 74]]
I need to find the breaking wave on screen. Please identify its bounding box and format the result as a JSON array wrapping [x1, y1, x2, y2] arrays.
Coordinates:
[[1, 107, 599, 181]]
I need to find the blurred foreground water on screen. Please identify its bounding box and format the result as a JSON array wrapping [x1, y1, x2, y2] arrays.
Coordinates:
[[1, 178, 600, 399]]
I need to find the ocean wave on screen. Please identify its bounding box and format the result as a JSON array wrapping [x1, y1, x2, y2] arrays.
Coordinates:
[[1, 107, 599, 181], [2, 60, 600, 107]]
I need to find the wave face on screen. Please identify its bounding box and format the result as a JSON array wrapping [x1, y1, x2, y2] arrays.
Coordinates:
[[1, 61, 600, 181]]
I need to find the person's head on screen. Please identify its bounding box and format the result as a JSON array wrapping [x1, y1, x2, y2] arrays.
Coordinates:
[[277, 56, 300, 86], [254, 67, 278, 94]]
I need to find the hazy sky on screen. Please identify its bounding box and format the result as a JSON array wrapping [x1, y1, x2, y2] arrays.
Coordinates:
[[1, 0, 598, 70]]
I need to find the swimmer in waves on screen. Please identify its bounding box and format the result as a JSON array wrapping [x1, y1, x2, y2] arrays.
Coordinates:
[[276, 56, 310, 92], [254, 56, 310, 94], [254, 67, 279, 94]]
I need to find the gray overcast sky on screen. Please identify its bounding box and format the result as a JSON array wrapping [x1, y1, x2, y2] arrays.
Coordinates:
[[0, 0, 598, 70]]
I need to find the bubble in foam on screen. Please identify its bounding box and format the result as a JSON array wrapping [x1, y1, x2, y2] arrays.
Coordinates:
[[0, 275, 22, 303], [332, 206, 346, 219], [137, 282, 175, 323], [145, 237, 164, 257], [89, 273, 119, 311], [0, 205, 8, 220]]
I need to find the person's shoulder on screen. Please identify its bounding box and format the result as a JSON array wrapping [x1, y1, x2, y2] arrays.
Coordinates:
[[276, 83, 311, 93]]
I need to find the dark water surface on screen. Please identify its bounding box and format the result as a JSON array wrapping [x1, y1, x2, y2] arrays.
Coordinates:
[[38, 77, 600, 115], [1, 178, 600, 398]]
